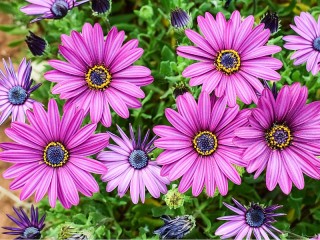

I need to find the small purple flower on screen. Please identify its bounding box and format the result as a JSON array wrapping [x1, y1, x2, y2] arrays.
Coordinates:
[[20, 0, 89, 23], [45, 23, 153, 127], [2, 205, 46, 239], [261, 11, 280, 34], [25, 31, 47, 56], [153, 91, 249, 197], [170, 8, 191, 30], [97, 124, 170, 204], [177, 10, 282, 107], [215, 198, 285, 240], [0, 99, 109, 209], [0, 58, 41, 125], [91, 0, 111, 14], [234, 83, 320, 194], [283, 12, 320, 75]]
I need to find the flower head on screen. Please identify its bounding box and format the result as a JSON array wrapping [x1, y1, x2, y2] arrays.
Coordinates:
[[20, 0, 89, 23], [97, 124, 169, 204], [2, 205, 46, 239], [0, 58, 41, 125], [45, 23, 153, 127], [234, 83, 320, 194], [215, 198, 284, 240], [91, 0, 111, 14], [154, 91, 249, 196], [177, 11, 282, 107], [170, 8, 191, 30], [25, 31, 47, 56], [283, 12, 320, 75], [0, 99, 109, 208], [154, 215, 195, 239], [261, 11, 280, 34]]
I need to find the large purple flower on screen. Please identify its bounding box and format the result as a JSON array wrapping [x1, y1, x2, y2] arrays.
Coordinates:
[[283, 12, 320, 75], [177, 11, 282, 107], [234, 83, 320, 194], [20, 0, 89, 23], [215, 198, 284, 240], [153, 92, 249, 196], [0, 58, 41, 125], [0, 99, 109, 209], [2, 205, 45, 239], [45, 23, 153, 127], [97, 125, 170, 204]]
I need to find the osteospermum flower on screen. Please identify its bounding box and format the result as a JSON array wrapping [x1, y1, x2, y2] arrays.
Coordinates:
[[215, 198, 284, 240], [234, 83, 320, 194], [283, 12, 320, 75], [25, 31, 47, 56], [0, 99, 109, 208], [21, 0, 89, 23], [0, 58, 41, 125], [44, 23, 153, 127], [97, 125, 170, 204], [177, 11, 282, 107], [170, 8, 191, 30], [153, 91, 249, 196], [2, 205, 46, 239]]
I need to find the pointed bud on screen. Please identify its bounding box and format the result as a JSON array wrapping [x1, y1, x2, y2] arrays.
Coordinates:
[[260, 11, 280, 34], [170, 8, 191, 30], [173, 83, 190, 98], [91, 0, 111, 14], [25, 31, 47, 56]]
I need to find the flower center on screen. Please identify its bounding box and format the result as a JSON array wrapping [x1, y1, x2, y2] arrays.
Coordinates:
[[266, 124, 292, 150], [128, 150, 149, 170], [313, 37, 320, 51], [85, 65, 111, 90], [23, 227, 41, 239], [8, 86, 28, 105], [51, 0, 69, 19], [43, 142, 69, 167], [193, 131, 218, 156], [215, 50, 241, 75], [245, 206, 265, 228]]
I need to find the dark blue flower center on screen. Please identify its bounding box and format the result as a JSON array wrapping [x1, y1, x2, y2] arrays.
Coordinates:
[[266, 124, 292, 150], [193, 131, 218, 156], [313, 37, 320, 51], [129, 150, 149, 169], [216, 50, 241, 75], [221, 53, 237, 68], [8, 86, 27, 105], [51, 0, 69, 19], [86, 65, 111, 90], [23, 227, 41, 239], [245, 207, 265, 228], [43, 142, 69, 168]]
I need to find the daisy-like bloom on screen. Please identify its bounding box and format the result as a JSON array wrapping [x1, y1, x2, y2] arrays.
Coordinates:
[[0, 58, 41, 125], [97, 125, 170, 204], [215, 198, 284, 240], [21, 0, 89, 23], [177, 11, 282, 107], [283, 12, 320, 75], [153, 91, 249, 196], [154, 215, 196, 239], [44, 23, 153, 127], [0, 99, 109, 209], [234, 83, 320, 194], [2, 205, 46, 239]]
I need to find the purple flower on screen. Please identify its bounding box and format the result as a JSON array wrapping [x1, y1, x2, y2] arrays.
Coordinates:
[[260, 11, 280, 34], [20, 0, 89, 23], [0, 58, 41, 125], [2, 205, 46, 239], [177, 11, 282, 107], [283, 12, 320, 75], [44, 23, 153, 127], [234, 83, 320, 194], [91, 0, 111, 14], [25, 31, 47, 56], [215, 198, 284, 240], [97, 124, 170, 204], [170, 8, 191, 30], [153, 92, 249, 196], [0, 99, 109, 209]]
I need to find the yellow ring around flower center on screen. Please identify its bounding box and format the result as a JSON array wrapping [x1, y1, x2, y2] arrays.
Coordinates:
[[193, 131, 218, 156], [43, 142, 69, 168], [85, 65, 111, 90], [215, 49, 241, 75], [265, 124, 292, 150]]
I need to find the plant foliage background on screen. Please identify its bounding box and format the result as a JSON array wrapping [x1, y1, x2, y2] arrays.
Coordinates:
[[1, 0, 320, 239]]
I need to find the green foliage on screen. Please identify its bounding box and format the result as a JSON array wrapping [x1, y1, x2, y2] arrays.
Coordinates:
[[2, 0, 320, 239]]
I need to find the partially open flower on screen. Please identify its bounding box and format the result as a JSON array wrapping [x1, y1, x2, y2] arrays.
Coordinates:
[[170, 8, 191, 30], [25, 31, 47, 56], [91, 0, 111, 14], [261, 11, 280, 34]]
